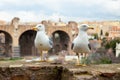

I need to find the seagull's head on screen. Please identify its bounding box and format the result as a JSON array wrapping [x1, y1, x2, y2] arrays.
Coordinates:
[[79, 24, 94, 31], [32, 24, 45, 31]]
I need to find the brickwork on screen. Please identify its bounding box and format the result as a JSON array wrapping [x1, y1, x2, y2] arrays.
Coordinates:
[[0, 18, 77, 57]]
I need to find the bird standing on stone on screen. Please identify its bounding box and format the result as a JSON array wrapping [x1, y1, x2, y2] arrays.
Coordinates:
[[71, 24, 93, 66], [33, 24, 53, 61]]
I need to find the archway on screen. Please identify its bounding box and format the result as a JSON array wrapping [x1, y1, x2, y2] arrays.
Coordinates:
[[0, 30, 12, 57], [19, 30, 37, 56], [51, 30, 70, 55]]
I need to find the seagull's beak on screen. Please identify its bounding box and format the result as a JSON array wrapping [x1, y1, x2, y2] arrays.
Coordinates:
[[32, 27, 38, 31], [88, 27, 94, 30]]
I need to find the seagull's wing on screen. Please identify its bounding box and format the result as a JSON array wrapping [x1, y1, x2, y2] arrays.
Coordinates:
[[71, 43, 74, 50], [71, 36, 78, 50], [88, 44, 91, 50], [49, 37, 53, 46]]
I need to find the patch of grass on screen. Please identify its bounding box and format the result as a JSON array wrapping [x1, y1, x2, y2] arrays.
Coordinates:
[[9, 57, 23, 61], [0, 57, 23, 61], [81, 57, 91, 64]]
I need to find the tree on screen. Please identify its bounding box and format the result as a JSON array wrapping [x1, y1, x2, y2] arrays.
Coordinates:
[[105, 32, 109, 37], [104, 38, 120, 53], [93, 33, 99, 40], [100, 29, 103, 36]]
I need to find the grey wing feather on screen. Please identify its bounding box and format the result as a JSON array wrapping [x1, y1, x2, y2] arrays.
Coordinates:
[[49, 37, 53, 46], [71, 43, 74, 50], [88, 44, 91, 50]]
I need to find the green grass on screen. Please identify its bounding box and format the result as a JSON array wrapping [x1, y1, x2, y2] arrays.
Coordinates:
[[0, 57, 23, 61]]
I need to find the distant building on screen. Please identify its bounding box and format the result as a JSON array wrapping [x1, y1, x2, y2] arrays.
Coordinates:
[[109, 26, 120, 39], [0, 20, 6, 25]]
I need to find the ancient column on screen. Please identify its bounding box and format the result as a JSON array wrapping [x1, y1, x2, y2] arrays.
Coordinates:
[[11, 17, 20, 57]]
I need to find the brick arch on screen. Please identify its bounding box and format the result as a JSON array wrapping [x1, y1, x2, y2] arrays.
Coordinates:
[[17, 25, 35, 39], [49, 30, 71, 55], [19, 29, 33, 38], [46, 26, 72, 41], [18, 29, 36, 44], [0, 30, 13, 57], [0, 30, 13, 42], [51, 29, 70, 36], [0, 25, 13, 38], [52, 30, 70, 39], [19, 30, 37, 56]]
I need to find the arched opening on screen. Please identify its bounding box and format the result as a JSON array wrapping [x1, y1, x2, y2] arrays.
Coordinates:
[[19, 30, 37, 56], [51, 30, 70, 55], [0, 30, 12, 57]]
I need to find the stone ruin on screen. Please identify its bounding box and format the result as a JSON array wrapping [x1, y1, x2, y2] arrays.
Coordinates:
[[116, 43, 120, 57]]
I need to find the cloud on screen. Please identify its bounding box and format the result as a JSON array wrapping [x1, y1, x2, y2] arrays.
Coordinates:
[[0, 0, 120, 22], [0, 11, 81, 22]]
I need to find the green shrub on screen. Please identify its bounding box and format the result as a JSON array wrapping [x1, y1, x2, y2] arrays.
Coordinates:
[[87, 53, 112, 64], [99, 57, 112, 64], [93, 33, 99, 39], [104, 38, 120, 53]]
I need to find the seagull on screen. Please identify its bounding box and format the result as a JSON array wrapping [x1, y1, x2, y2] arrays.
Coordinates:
[[71, 24, 93, 66], [32, 24, 53, 61]]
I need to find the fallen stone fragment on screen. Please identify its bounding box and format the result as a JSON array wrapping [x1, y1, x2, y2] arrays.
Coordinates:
[[9, 64, 23, 67]]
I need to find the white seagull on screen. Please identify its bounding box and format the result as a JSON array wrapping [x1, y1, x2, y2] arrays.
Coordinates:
[[33, 24, 53, 61], [71, 24, 93, 66]]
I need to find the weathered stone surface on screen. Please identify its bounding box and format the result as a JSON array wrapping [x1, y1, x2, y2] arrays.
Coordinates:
[[0, 60, 120, 80], [0, 66, 63, 80]]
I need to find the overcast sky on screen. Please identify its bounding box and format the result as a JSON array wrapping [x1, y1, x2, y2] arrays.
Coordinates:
[[0, 0, 120, 22]]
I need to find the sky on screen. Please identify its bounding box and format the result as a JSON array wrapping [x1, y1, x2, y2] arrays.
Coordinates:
[[0, 0, 120, 22]]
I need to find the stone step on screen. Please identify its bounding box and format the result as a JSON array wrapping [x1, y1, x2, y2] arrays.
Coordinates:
[[69, 68, 89, 75], [69, 68, 94, 80], [74, 74, 93, 80], [13, 46, 20, 57]]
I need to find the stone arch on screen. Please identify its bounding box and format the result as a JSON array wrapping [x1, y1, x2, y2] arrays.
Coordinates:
[[51, 30, 70, 55], [19, 30, 37, 56], [50, 29, 71, 37], [0, 30, 13, 57]]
